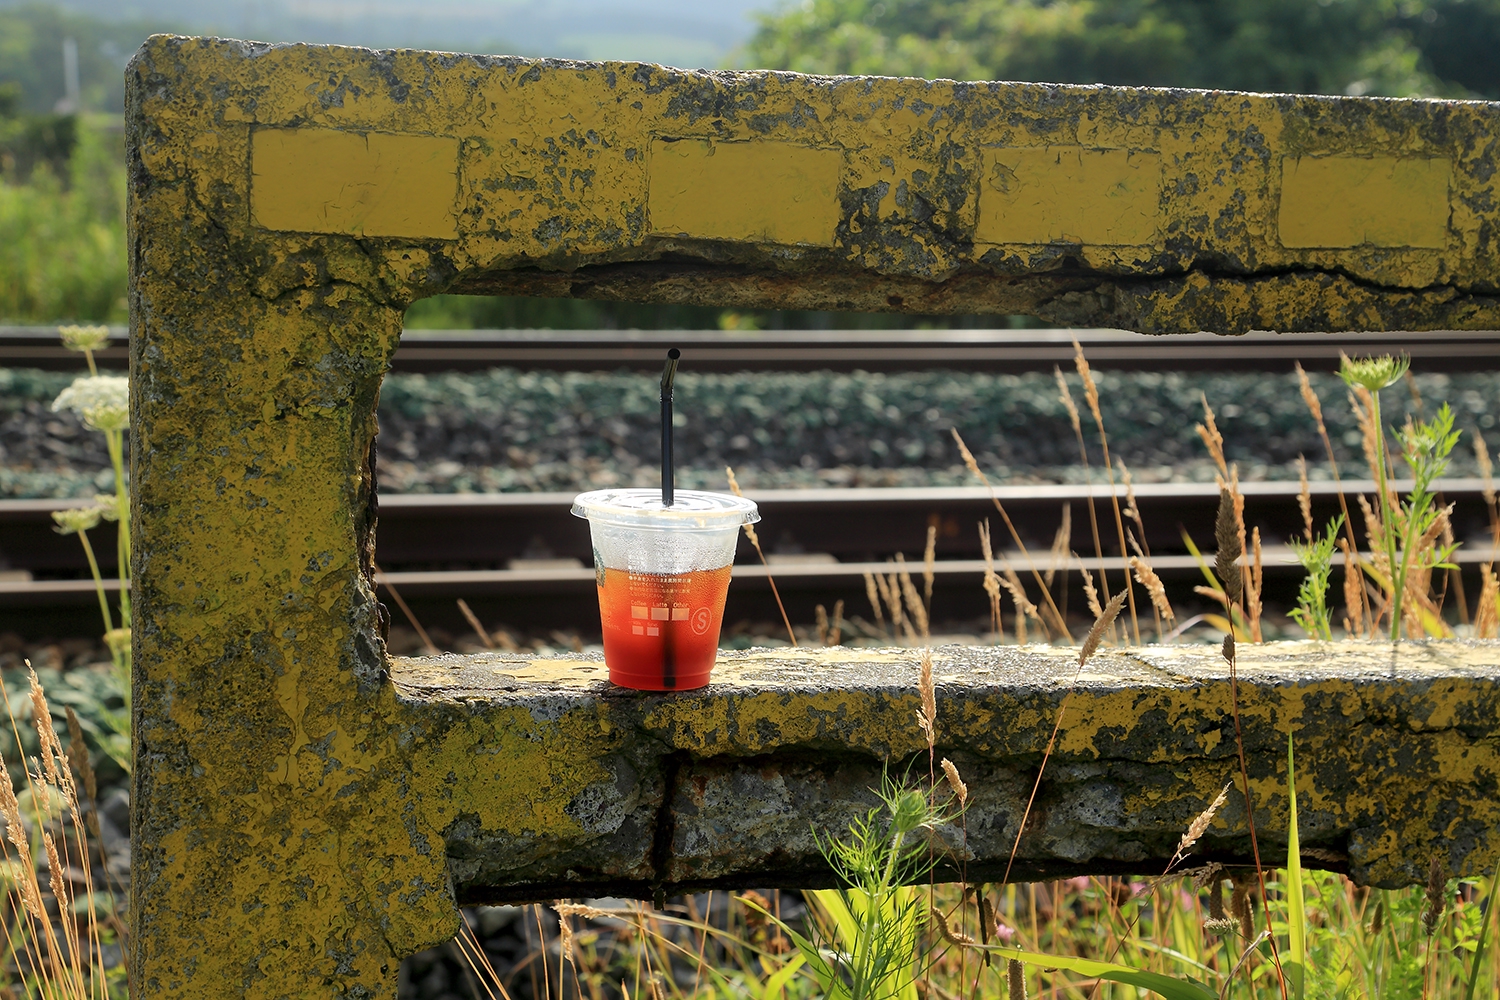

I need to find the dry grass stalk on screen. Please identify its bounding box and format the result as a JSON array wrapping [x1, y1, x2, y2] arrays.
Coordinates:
[[1297, 456, 1313, 542], [895, 553, 931, 641], [553, 902, 615, 921], [1131, 555, 1176, 626], [1197, 393, 1229, 481], [828, 599, 844, 647], [1000, 567, 1038, 644], [940, 758, 967, 807], [1044, 503, 1071, 589], [1478, 432, 1496, 511], [916, 649, 937, 749], [1341, 538, 1366, 637], [1079, 590, 1127, 667], [922, 522, 937, 614], [727, 466, 797, 646], [457, 599, 496, 649], [874, 569, 905, 640], [1357, 495, 1392, 633], [814, 604, 830, 646], [978, 521, 1004, 639], [1119, 458, 1147, 551], [1079, 559, 1104, 619], [1171, 783, 1231, 867], [862, 571, 888, 638], [0, 665, 114, 998], [1056, 365, 1114, 630], [952, 427, 1074, 642], [1350, 388, 1390, 504], [1074, 341, 1140, 645], [1248, 527, 1264, 643], [1477, 565, 1499, 638], [1297, 362, 1371, 629]]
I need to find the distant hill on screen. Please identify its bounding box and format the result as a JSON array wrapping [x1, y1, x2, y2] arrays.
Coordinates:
[[0, 0, 771, 113]]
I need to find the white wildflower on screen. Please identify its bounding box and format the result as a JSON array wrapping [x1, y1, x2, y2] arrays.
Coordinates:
[[52, 375, 129, 433], [51, 506, 103, 536], [59, 324, 111, 354]]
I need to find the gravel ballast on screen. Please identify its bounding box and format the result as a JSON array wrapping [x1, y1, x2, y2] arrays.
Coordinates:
[[5, 366, 1498, 498]]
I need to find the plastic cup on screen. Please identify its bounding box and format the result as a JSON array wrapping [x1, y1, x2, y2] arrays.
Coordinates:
[[572, 488, 759, 691]]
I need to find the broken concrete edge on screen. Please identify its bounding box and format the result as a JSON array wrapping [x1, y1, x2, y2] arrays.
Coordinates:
[[389, 640, 1500, 902]]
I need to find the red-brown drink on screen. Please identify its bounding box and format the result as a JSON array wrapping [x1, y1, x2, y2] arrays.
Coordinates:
[[573, 488, 759, 692], [597, 565, 732, 690]]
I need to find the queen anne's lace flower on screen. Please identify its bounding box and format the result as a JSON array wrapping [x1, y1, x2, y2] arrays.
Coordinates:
[[59, 324, 111, 353], [52, 375, 129, 432]]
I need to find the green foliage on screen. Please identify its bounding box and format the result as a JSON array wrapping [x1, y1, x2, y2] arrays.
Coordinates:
[[0, 118, 126, 323], [404, 290, 1006, 331], [744, 0, 1498, 98], [1388, 402, 1461, 639], [0, 83, 76, 181], [1288, 515, 1344, 641], [748, 775, 942, 1000]]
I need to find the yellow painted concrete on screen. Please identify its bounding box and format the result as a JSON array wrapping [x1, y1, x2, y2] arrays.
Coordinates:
[[649, 138, 842, 245], [251, 127, 460, 238], [1279, 156, 1451, 249], [977, 147, 1162, 246], [126, 33, 1500, 999]]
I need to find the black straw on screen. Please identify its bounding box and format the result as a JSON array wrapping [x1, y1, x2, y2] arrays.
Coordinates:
[[661, 348, 680, 506]]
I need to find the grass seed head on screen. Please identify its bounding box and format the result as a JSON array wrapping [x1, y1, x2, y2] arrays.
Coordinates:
[[1214, 489, 1243, 605], [1080, 561, 1104, 619], [1173, 783, 1231, 864], [940, 758, 967, 807], [1423, 857, 1446, 937], [1007, 958, 1027, 1000], [917, 649, 937, 748], [1197, 394, 1228, 480], [1131, 556, 1176, 623], [1080, 590, 1127, 666], [1297, 455, 1312, 542], [1054, 366, 1082, 436], [1296, 362, 1324, 425]]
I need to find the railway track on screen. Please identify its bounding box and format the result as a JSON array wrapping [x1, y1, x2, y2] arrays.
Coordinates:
[[5, 478, 1494, 634], [5, 325, 1499, 374]]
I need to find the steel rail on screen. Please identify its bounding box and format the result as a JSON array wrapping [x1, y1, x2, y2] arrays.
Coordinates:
[[4, 325, 1499, 373], [3, 477, 1491, 603]]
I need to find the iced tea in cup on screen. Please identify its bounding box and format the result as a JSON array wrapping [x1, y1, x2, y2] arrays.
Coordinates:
[[572, 488, 759, 691]]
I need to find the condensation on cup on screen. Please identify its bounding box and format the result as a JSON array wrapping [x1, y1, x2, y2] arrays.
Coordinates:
[[571, 488, 760, 691]]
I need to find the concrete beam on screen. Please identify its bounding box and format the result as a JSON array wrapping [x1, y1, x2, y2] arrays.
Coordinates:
[[125, 33, 1500, 998], [395, 642, 1500, 903]]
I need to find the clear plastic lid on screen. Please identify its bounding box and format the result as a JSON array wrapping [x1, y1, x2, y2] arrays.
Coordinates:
[[571, 488, 760, 530]]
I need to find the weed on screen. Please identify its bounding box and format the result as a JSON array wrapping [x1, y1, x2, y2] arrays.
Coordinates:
[[1288, 515, 1345, 640]]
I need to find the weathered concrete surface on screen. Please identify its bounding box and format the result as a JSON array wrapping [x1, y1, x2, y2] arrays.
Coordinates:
[[125, 32, 1500, 999], [131, 35, 1500, 337], [393, 642, 1500, 903]]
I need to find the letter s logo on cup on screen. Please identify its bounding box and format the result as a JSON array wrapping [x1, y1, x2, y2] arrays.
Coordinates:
[[691, 607, 711, 635]]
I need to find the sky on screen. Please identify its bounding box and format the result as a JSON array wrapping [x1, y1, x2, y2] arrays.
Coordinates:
[[31, 0, 775, 68]]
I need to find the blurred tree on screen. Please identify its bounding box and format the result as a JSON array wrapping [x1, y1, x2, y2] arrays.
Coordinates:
[[0, 3, 166, 114], [745, 0, 1500, 98]]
